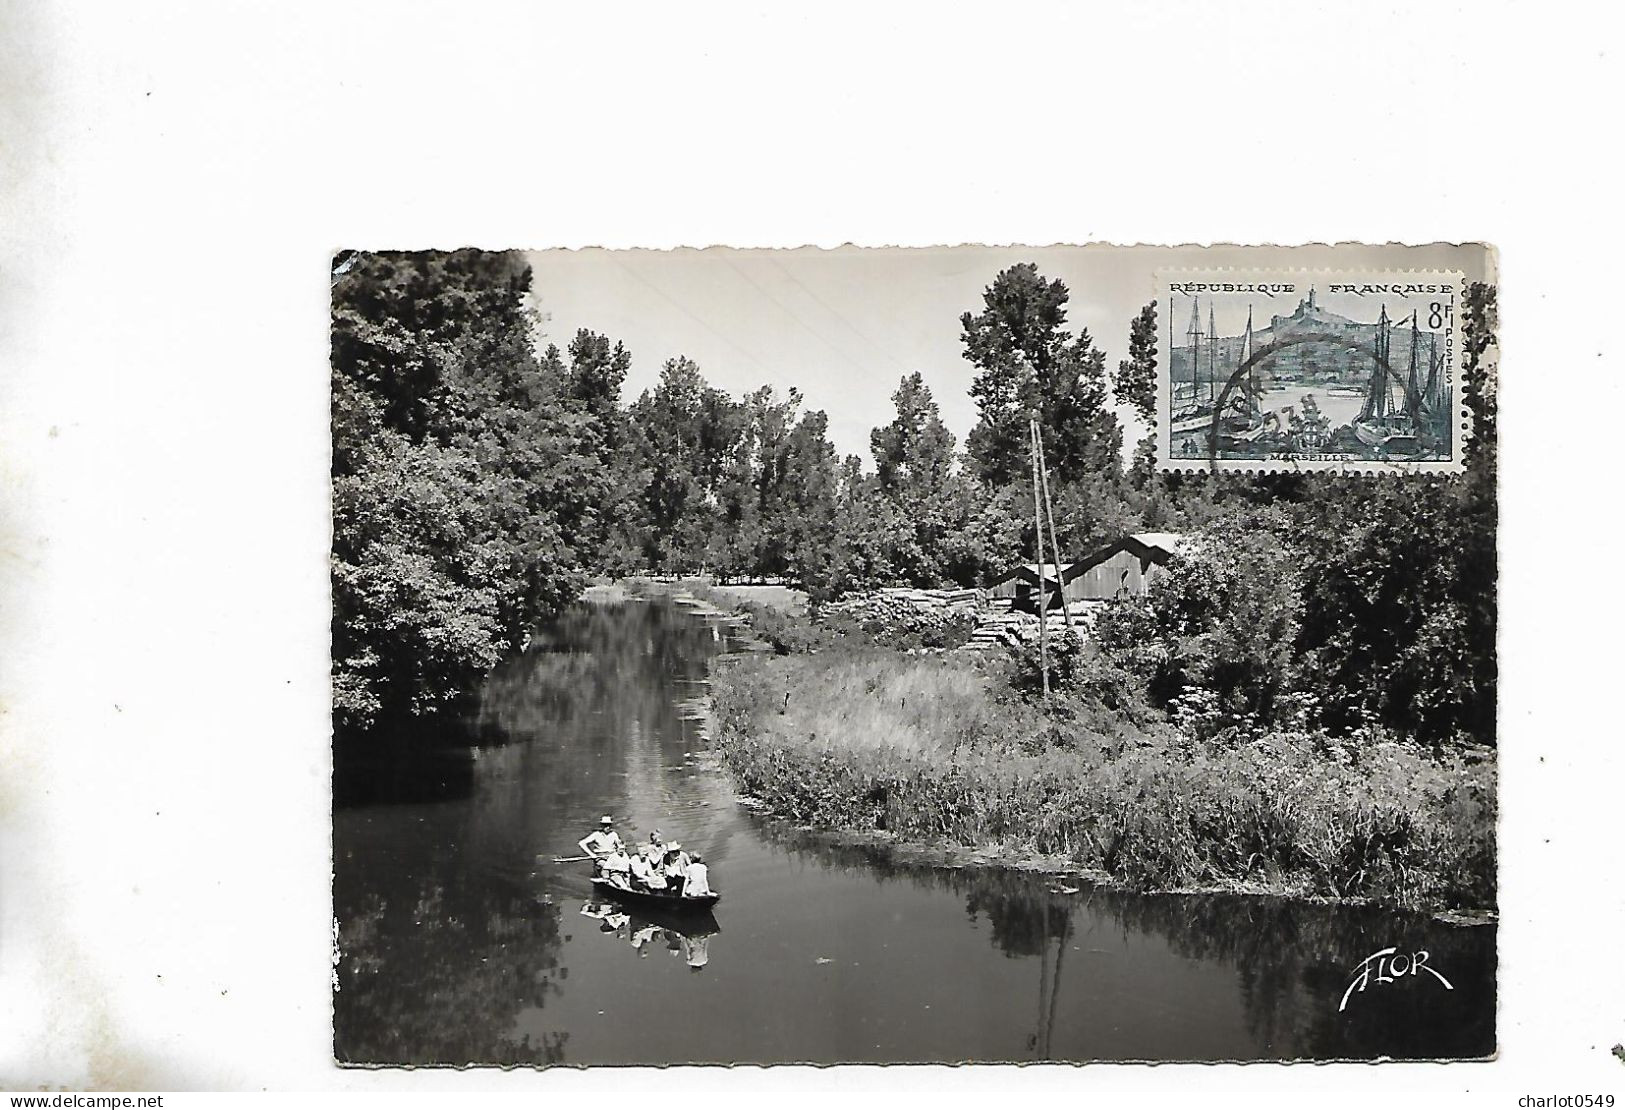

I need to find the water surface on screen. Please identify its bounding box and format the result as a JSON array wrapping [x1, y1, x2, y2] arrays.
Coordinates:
[[333, 600, 1495, 1065]]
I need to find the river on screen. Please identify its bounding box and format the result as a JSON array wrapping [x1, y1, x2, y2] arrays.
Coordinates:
[[332, 599, 1495, 1065]]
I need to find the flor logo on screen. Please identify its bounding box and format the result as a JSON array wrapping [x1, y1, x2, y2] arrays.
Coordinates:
[[1339, 947, 1456, 1012]]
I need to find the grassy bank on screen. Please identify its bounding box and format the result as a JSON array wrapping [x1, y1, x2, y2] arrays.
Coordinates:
[[711, 650, 1496, 913]]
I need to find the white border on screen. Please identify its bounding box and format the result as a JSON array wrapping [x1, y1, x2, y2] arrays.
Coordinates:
[[1, 0, 1618, 1102]]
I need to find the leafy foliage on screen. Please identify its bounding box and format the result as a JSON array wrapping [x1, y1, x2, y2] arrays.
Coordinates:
[[1112, 301, 1159, 426], [332, 251, 591, 736], [625, 356, 744, 573], [1145, 522, 1305, 725], [961, 263, 1124, 488], [712, 650, 1495, 911], [334, 252, 1498, 762]]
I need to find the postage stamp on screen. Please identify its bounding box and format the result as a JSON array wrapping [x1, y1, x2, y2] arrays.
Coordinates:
[[1155, 271, 1468, 472]]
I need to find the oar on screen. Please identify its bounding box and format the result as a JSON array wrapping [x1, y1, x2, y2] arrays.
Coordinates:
[[544, 854, 594, 864]]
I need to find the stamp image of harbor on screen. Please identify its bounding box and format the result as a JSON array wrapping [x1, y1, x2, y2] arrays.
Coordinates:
[[332, 245, 1497, 1067], [1164, 278, 1460, 466]]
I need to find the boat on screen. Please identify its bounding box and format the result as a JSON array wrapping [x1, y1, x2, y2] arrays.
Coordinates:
[[1221, 423, 1271, 448], [1171, 298, 1221, 441], [1169, 407, 1218, 439], [1353, 420, 1420, 455], [1417, 332, 1452, 452], [1351, 306, 1432, 457], [1173, 302, 1277, 452], [1227, 308, 1269, 437], [591, 877, 721, 912]]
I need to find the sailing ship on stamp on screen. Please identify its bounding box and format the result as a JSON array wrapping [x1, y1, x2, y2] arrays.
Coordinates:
[[1161, 276, 1462, 471]]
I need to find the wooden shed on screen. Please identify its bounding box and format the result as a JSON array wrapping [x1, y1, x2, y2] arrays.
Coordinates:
[[988, 563, 1073, 613], [1061, 532, 1189, 601], [990, 534, 1190, 612]]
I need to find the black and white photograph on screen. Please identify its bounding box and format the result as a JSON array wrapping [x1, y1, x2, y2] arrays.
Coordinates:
[[331, 244, 1498, 1065], [4, 1, 1621, 1101]]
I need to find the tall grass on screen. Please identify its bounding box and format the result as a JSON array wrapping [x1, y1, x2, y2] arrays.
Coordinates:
[[711, 651, 1496, 912]]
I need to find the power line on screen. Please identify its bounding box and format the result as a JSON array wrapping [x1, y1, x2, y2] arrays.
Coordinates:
[[607, 255, 775, 378], [763, 255, 912, 377], [721, 256, 875, 381]]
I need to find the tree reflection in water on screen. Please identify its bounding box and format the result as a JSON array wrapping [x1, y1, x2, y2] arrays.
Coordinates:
[[334, 883, 569, 1066], [336, 601, 738, 1066], [753, 824, 1494, 1060], [479, 602, 727, 745], [336, 601, 1492, 1064]]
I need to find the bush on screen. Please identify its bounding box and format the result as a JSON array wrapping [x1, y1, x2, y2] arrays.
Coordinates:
[[1011, 629, 1086, 696], [711, 651, 1496, 912]]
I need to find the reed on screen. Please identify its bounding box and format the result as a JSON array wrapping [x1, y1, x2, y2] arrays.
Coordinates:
[[710, 652, 1496, 912]]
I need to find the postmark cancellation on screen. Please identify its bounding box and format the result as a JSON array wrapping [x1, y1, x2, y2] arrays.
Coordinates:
[[1155, 270, 1468, 473]]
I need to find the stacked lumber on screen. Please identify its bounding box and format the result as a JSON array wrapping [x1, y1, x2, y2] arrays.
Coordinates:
[[961, 600, 1106, 653], [820, 587, 985, 641]]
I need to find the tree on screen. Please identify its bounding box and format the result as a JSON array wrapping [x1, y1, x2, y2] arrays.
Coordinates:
[[331, 249, 538, 449], [1455, 282, 1498, 744], [1294, 477, 1493, 745], [872, 372, 955, 496], [1114, 302, 1160, 491], [825, 456, 911, 594], [331, 431, 512, 732], [1045, 473, 1143, 556], [627, 356, 742, 573], [1142, 516, 1306, 726], [564, 329, 630, 430], [961, 263, 1123, 488], [331, 251, 591, 738], [1112, 302, 1159, 427], [868, 372, 962, 586], [931, 476, 1025, 587], [774, 408, 842, 596], [728, 385, 800, 577], [560, 330, 640, 568], [1290, 285, 1498, 746], [706, 385, 841, 589], [1461, 282, 1498, 471]]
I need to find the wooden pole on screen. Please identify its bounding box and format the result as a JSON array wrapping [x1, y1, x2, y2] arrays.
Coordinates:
[[1044, 909, 1069, 1060], [1029, 419, 1050, 703], [1036, 893, 1052, 1059], [1034, 421, 1071, 629]]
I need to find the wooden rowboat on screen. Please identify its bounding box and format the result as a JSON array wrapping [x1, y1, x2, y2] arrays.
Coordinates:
[[591, 877, 721, 912]]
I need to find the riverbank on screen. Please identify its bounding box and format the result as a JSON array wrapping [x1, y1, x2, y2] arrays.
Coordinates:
[[709, 649, 1497, 916], [725, 796, 1495, 927], [582, 576, 808, 614]]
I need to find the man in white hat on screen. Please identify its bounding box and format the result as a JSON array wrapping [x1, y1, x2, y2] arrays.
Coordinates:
[[578, 816, 626, 876]]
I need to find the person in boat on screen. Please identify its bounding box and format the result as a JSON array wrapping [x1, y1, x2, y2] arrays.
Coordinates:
[[662, 842, 692, 891], [578, 815, 625, 875], [628, 849, 668, 892], [641, 829, 665, 862], [599, 845, 635, 890], [681, 852, 713, 898]]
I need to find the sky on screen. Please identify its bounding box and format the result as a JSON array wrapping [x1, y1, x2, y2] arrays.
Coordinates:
[[523, 245, 1490, 464]]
